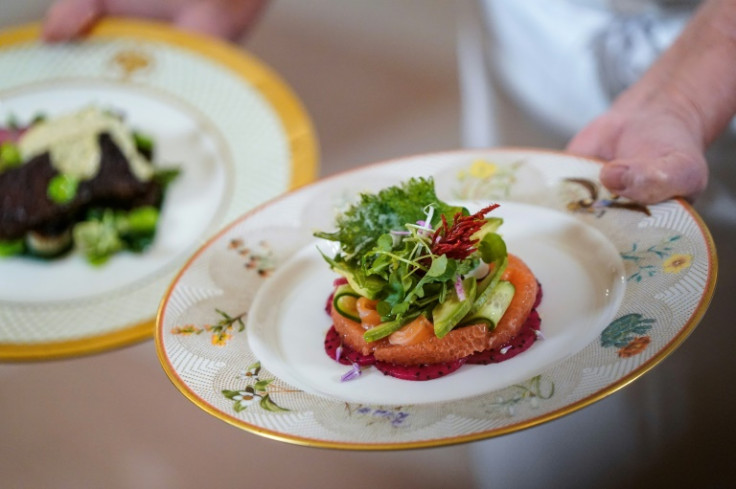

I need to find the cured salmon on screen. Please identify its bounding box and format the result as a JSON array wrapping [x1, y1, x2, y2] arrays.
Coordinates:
[[330, 253, 539, 366]]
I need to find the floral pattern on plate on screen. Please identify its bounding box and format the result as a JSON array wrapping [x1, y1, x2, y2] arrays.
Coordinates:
[[156, 149, 716, 449]]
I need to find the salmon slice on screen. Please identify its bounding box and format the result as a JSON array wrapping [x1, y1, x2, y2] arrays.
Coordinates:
[[331, 254, 539, 365]]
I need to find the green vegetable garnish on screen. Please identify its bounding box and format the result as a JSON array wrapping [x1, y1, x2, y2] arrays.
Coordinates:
[[0, 239, 24, 257], [47, 174, 79, 204], [153, 167, 181, 189], [0, 142, 22, 172], [71, 206, 162, 264], [314, 177, 463, 263], [315, 177, 509, 341], [126, 206, 159, 234], [133, 131, 154, 155], [73, 210, 123, 265]]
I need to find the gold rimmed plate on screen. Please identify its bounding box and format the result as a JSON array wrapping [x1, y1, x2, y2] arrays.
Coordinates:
[[156, 148, 716, 450], [0, 19, 318, 361]]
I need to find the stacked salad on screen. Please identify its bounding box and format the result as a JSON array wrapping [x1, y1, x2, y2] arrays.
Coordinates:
[[315, 177, 515, 343]]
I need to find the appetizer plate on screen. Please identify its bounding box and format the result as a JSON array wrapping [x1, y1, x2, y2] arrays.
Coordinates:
[[156, 149, 716, 450], [0, 20, 318, 360]]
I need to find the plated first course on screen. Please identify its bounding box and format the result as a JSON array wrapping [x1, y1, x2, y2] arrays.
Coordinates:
[[0, 20, 317, 360], [156, 149, 716, 449]]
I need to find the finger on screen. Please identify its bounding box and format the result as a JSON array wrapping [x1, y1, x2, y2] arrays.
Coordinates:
[[599, 152, 708, 204], [565, 117, 617, 160], [42, 0, 104, 42], [173, 0, 269, 41]]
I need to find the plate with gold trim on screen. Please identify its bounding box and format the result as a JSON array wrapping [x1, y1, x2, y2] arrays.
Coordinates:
[[156, 149, 716, 450], [0, 19, 318, 361]]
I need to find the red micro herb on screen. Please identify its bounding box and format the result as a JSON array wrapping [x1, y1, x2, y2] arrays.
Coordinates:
[[430, 204, 499, 260]]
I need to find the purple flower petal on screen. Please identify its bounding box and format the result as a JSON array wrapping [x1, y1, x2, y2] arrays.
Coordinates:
[[335, 345, 343, 362], [341, 363, 362, 382], [455, 277, 466, 301]]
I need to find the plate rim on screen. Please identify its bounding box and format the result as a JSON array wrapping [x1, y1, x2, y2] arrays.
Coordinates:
[[154, 147, 718, 450], [0, 19, 319, 361]]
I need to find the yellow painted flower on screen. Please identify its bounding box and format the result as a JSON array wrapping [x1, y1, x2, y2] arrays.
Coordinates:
[[469, 159, 498, 179], [170, 325, 202, 335], [211, 331, 233, 346], [663, 253, 692, 274]]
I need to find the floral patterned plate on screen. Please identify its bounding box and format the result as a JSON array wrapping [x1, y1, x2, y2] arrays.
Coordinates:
[[156, 149, 716, 450], [0, 20, 317, 360]]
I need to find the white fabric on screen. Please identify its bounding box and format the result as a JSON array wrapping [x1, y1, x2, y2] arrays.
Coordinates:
[[462, 0, 690, 144], [463, 1, 736, 487]]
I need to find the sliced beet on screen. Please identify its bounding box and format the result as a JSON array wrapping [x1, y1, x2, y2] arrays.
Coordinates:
[[325, 292, 334, 315], [533, 281, 543, 309], [374, 358, 466, 381], [466, 309, 541, 365], [324, 326, 375, 366]]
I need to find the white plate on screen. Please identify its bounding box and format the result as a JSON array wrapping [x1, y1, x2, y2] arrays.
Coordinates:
[[248, 202, 626, 405], [0, 20, 317, 360], [156, 149, 716, 449]]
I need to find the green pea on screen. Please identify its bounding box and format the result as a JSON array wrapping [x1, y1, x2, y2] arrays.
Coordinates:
[[0, 142, 22, 171], [47, 174, 79, 204], [127, 206, 159, 233]]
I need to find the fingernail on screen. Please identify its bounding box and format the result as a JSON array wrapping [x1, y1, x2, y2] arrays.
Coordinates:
[[601, 164, 628, 191]]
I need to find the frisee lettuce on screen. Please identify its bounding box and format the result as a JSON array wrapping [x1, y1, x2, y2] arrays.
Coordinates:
[[313, 177, 463, 263]]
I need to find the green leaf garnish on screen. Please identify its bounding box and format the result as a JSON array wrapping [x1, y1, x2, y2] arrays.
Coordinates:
[[314, 177, 508, 338]]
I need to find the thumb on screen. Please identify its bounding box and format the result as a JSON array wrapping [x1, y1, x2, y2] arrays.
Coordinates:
[[599, 152, 708, 204], [565, 117, 616, 160]]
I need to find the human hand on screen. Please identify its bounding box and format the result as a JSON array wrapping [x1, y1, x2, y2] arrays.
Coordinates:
[[567, 0, 736, 205], [566, 93, 709, 204], [42, 0, 269, 43]]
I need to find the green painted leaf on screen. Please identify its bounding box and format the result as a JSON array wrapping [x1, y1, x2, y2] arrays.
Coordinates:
[[253, 379, 273, 392], [234, 401, 249, 413], [222, 389, 240, 400], [601, 313, 655, 348], [247, 361, 261, 375], [260, 395, 289, 412]]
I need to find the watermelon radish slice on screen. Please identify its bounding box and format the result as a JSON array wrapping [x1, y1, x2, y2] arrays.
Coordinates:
[[374, 357, 467, 381], [465, 309, 541, 365], [324, 326, 376, 366]]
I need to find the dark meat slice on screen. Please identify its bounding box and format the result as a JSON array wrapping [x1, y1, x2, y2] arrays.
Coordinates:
[[0, 153, 61, 240], [0, 133, 160, 240], [79, 133, 161, 209]]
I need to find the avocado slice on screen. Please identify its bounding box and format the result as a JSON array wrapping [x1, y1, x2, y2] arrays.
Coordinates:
[[469, 256, 508, 315], [432, 277, 477, 338]]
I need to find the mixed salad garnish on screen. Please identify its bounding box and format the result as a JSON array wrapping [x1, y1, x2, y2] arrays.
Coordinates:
[[315, 177, 513, 342]]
